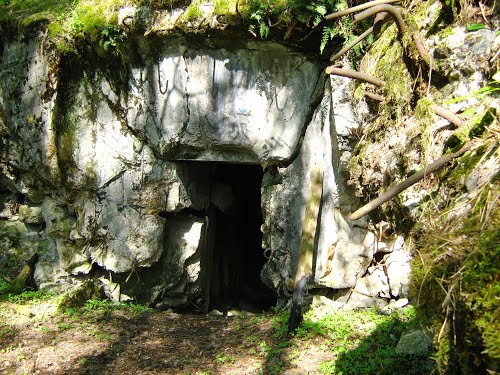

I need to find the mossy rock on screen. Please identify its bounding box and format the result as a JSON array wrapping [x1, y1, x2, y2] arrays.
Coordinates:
[[57, 280, 104, 312]]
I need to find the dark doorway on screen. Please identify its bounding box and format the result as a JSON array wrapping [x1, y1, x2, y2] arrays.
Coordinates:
[[207, 164, 276, 312]]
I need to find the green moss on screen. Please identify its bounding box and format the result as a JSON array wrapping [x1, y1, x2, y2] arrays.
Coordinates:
[[20, 11, 55, 27], [1, 0, 135, 53], [183, 0, 203, 22], [361, 25, 413, 122], [445, 107, 496, 153], [213, 0, 237, 15], [415, 99, 434, 126], [47, 217, 73, 237]]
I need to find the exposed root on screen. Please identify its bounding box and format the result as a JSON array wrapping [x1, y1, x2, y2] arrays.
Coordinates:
[[325, 66, 386, 87]]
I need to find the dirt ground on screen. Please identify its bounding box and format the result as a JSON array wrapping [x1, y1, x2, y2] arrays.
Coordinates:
[[0, 298, 326, 375]]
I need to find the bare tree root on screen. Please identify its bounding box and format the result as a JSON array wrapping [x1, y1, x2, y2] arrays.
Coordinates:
[[325, 66, 386, 87], [331, 26, 375, 62], [349, 141, 475, 221], [365, 92, 385, 101], [325, 0, 399, 21], [353, 4, 430, 65], [431, 104, 463, 127], [330, 11, 391, 62]]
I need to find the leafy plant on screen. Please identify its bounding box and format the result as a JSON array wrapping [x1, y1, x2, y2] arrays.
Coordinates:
[[99, 25, 124, 54], [411, 184, 500, 372], [246, 0, 336, 40], [214, 352, 235, 364], [446, 71, 500, 104], [466, 23, 485, 31]]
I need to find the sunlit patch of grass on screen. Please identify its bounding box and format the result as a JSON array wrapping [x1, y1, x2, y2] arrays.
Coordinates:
[[270, 306, 430, 375], [82, 299, 153, 317]]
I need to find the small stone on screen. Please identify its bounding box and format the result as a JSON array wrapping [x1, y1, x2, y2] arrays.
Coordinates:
[[391, 236, 405, 252], [209, 309, 224, 316], [376, 241, 389, 253], [385, 251, 411, 298], [395, 330, 433, 356], [383, 298, 410, 313], [393, 298, 409, 308]]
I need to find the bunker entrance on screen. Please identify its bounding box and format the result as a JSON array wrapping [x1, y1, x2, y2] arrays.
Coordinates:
[[206, 164, 275, 312], [177, 161, 276, 312]]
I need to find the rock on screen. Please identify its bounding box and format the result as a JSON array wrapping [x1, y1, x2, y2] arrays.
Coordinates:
[[354, 267, 390, 298], [0, 25, 406, 308], [320, 226, 372, 289], [391, 236, 405, 252], [395, 330, 433, 356], [57, 280, 103, 311], [382, 298, 410, 313], [433, 28, 497, 79], [385, 251, 411, 298], [57, 240, 92, 275], [392, 298, 409, 309], [363, 231, 376, 254], [347, 289, 388, 309], [162, 216, 204, 286], [89, 206, 166, 273], [209, 309, 224, 316], [312, 295, 344, 314], [99, 276, 132, 302], [18, 205, 44, 224]]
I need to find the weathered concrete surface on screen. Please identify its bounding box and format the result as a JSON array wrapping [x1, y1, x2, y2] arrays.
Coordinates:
[[0, 28, 413, 310], [0, 30, 325, 306]]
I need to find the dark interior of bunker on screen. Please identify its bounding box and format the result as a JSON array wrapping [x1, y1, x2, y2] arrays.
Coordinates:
[[176, 162, 276, 313]]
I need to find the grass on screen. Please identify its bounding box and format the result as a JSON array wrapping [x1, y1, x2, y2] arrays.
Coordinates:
[[253, 306, 433, 374], [411, 182, 500, 373], [0, 289, 435, 373], [301, 307, 430, 374]]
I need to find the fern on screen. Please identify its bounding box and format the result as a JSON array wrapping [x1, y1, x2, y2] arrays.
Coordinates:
[[320, 25, 337, 54]]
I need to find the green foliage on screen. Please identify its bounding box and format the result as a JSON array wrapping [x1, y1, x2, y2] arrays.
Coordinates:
[[7, 289, 56, 304], [214, 0, 237, 15], [246, 0, 339, 43], [411, 185, 500, 372], [0, 0, 131, 54], [83, 299, 152, 317], [446, 71, 500, 104], [320, 25, 337, 54], [0, 276, 9, 295], [214, 352, 236, 364], [99, 25, 124, 54], [466, 23, 485, 31], [284, 307, 430, 375], [183, 0, 203, 21]]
